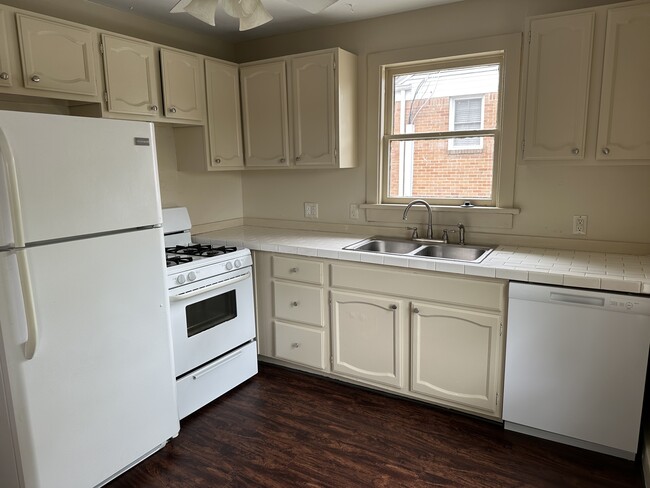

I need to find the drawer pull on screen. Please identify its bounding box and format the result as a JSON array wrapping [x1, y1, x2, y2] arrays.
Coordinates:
[[290, 301, 299, 307], [31, 74, 40, 83], [389, 304, 397, 310], [291, 342, 301, 349], [289, 267, 299, 273], [0, 72, 9, 81], [413, 307, 420, 314]]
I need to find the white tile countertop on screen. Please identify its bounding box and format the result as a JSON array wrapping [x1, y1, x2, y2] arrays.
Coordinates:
[[195, 226, 650, 295]]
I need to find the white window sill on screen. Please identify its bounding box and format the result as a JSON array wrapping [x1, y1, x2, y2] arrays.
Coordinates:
[[360, 204, 520, 229]]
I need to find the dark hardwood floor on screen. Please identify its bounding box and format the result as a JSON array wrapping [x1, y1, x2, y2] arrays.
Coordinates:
[[108, 363, 644, 487]]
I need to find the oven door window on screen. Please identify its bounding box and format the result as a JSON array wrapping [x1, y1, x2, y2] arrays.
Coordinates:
[[185, 290, 237, 337]]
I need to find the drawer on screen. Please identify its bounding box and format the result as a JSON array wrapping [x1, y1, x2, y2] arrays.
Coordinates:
[[273, 281, 324, 327], [176, 341, 258, 419], [272, 255, 323, 284], [274, 321, 326, 370]]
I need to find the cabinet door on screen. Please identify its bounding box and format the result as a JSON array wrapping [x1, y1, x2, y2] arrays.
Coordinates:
[[240, 61, 290, 167], [522, 12, 594, 160], [101, 34, 160, 117], [0, 9, 14, 88], [16, 14, 98, 96], [291, 52, 336, 166], [596, 3, 650, 160], [160, 48, 203, 122], [205, 59, 244, 169], [330, 290, 404, 389], [411, 301, 502, 414]]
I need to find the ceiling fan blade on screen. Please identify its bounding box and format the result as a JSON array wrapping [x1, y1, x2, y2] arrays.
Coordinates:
[[222, 0, 258, 18], [284, 0, 338, 14], [182, 0, 220, 25], [238, 1, 273, 30]]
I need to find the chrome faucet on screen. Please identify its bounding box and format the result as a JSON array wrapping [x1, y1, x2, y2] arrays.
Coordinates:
[[402, 199, 433, 239], [457, 223, 465, 245]]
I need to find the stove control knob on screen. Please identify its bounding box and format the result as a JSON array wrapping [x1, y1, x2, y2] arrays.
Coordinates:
[[187, 271, 197, 282], [225, 262, 233, 271], [234, 259, 242, 268], [176, 275, 186, 285]]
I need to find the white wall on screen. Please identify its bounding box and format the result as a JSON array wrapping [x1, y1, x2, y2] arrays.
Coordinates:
[[235, 0, 650, 251]]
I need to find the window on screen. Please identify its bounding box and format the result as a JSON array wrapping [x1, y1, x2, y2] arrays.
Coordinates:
[[383, 57, 502, 205]]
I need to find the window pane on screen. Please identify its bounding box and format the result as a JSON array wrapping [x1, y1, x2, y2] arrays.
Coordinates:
[[387, 137, 494, 200], [392, 64, 499, 135]]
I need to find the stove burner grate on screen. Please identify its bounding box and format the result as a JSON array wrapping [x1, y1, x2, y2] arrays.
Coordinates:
[[166, 256, 194, 267], [165, 244, 237, 257]]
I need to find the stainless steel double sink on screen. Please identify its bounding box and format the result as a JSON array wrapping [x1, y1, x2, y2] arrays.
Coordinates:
[[343, 236, 493, 263]]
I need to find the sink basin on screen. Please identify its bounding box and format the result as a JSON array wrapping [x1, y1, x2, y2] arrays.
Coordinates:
[[352, 239, 422, 254], [343, 237, 493, 263], [413, 244, 492, 262]]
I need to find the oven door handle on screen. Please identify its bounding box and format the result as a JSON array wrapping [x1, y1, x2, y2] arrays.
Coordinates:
[[192, 349, 244, 380], [169, 271, 251, 302]]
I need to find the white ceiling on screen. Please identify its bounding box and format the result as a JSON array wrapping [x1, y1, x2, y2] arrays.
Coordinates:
[[86, 0, 463, 42]]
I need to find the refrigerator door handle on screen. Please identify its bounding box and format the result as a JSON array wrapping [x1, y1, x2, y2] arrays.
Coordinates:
[[16, 250, 38, 359], [0, 127, 25, 247]]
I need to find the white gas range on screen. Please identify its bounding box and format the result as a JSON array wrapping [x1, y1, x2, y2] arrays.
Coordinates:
[[162, 207, 257, 419]]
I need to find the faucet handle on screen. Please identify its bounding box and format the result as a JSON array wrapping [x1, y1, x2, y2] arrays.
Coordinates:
[[407, 226, 419, 239]]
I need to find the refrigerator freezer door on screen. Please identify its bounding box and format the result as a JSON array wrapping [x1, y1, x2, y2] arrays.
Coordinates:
[[0, 110, 162, 245], [0, 228, 179, 487]]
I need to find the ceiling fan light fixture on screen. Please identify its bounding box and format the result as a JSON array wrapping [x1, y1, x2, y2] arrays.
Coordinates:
[[238, 1, 273, 31], [181, 0, 219, 26], [222, 0, 258, 19]]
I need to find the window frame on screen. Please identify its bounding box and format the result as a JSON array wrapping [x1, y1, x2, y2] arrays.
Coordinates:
[[364, 33, 522, 228], [448, 95, 485, 150], [382, 54, 503, 206]]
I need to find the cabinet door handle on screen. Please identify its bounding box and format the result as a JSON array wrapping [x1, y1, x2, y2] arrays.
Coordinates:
[[31, 74, 40, 83], [169, 107, 177, 114], [602, 147, 610, 155], [214, 158, 222, 164], [289, 267, 298, 273], [291, 342, 301, 349], [290, 301, 299, 307], [279, 158, 286, 164], [150, 105, 158, 111], [413, 307, 420, 314], [0, 72, 9, 81], [389, 304, 397, 310], [295, 156, 302, 162], [571, 148, 579, 155]]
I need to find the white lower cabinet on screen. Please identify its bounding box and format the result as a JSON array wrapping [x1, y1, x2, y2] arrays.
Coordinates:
[[411, 301, 502, 414], [330, 290, 405, 389], [254, 252, 506, 419]]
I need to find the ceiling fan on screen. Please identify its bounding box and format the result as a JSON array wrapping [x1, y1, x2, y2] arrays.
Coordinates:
[[171, 0, 339, 31]]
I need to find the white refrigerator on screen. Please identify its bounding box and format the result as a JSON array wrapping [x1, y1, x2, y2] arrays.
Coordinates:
[[0, 110, 179, 487]]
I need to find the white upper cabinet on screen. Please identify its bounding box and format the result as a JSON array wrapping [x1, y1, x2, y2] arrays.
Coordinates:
[[205, 59, 244, 169], [0, 9, 14, 88], [16, 14, 98, 96], [101, 34, 160, 117], [240, 60, 290, 167], [522, 12, 594, 160], [596, 2, 650, 161], [291, 52, 336, 166], [240, 48, 357, 169], [160, 48, 204, 122]]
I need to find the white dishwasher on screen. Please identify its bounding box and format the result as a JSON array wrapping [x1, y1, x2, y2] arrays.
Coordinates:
[[503, 282, 650, 460]]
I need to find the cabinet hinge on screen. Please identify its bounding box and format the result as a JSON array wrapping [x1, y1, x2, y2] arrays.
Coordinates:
[[499, 322, 503, 336], [528, 31, 531, 44], [334, 147, 338, 158], [333, 60, 336, 71], [496, 392, 499, 406], [103, 92, 108, 103], [99, 43, 104, 55], [521, 139, 526, 155]]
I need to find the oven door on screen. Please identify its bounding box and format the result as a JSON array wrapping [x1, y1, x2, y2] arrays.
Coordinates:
[[169, 267, 255, 377]]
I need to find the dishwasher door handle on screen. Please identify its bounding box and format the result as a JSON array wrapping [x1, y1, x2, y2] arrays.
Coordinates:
[[549, 292, 605, 307]]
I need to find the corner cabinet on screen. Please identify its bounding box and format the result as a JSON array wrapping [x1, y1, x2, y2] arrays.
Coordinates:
[[16, 14, 98, 97], [240, 48, 357, 169], [254, 251, 507, 419], [521, 2, 650, 163]]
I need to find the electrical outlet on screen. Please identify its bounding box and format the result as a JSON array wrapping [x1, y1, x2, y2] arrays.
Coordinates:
[[573, 215, 588, 235], [349, 204, 359, 220], [304, 202, 319, 219]]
